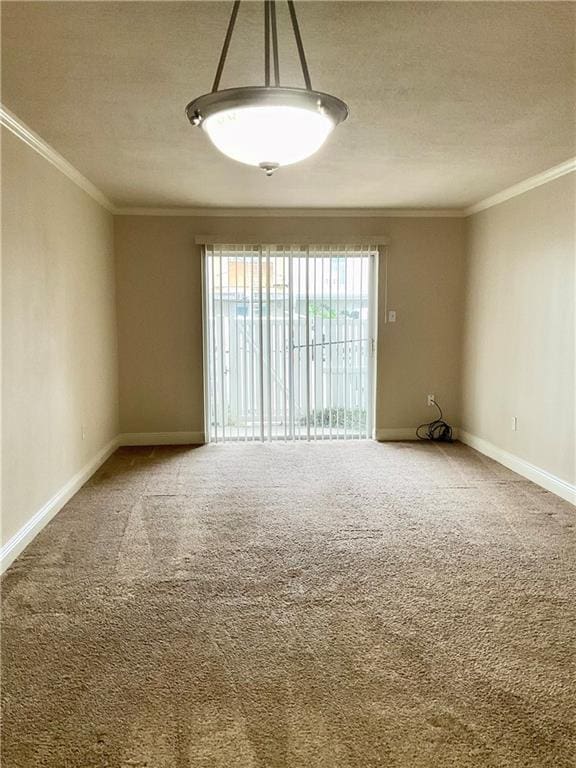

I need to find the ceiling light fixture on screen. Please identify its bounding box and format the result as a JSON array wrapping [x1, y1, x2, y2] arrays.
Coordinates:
[[186, 0, 348, 175]]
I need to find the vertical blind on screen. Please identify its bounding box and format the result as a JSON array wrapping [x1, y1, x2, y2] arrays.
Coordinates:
[[203, 244, 377, 442]]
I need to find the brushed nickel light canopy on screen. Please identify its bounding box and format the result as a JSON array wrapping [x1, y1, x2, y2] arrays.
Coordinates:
[[186, 0, 348, 175]]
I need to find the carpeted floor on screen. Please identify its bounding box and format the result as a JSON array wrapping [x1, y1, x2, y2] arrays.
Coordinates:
[[1, 441, 574, 767]]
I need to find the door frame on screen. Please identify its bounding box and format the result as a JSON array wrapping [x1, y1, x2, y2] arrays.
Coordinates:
[[200, 239, 387, 442]]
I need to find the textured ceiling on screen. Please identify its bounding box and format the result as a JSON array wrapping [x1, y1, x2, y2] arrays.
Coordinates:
[[1, 1, 575, 209]]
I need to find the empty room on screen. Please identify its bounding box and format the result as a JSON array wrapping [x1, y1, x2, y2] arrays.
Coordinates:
[[1, 1, 575, 765]]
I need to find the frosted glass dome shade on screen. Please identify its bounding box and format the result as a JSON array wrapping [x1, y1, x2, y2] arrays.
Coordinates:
[[203, 104, 334, 167], [186, 87, 348, 172]]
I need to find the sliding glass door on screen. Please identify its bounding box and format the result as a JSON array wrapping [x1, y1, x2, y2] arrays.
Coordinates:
[[203, 244, 377, 442]]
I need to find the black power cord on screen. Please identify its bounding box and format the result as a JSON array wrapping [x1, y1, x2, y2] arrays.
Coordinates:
[[416, 399, 453, 442]]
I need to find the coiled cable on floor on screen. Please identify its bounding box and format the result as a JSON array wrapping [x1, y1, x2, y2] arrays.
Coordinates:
[[416, 399, 453, 442]]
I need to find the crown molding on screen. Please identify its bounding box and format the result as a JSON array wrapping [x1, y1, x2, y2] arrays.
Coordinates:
[[0, 105, 116, 213], [3, 104, 573, 219], [465, 157, 576, 216], [114, 206, 466, 218]]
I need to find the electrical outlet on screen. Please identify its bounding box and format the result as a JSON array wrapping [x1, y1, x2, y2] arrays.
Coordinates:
[[387, 310, 396, 323], [427, 394, 435, 407], [511, 416, 518, 431]]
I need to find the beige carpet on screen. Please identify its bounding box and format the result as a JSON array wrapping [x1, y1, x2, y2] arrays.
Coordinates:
[[1, 441, 574, 767]]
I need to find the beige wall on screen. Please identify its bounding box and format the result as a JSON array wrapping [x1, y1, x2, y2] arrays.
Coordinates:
[[3, 117, 573, 551], [1, 127, 119, 545], [114, 215, 466, 436], [462, 173, 576, 484]]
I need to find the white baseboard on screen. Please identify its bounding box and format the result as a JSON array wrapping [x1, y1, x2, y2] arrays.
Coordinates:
[[1, 436, 120, 573], [119, 431, 205, 446], [459, 430, 575, 506], [375, 427, 460, 441], [376, 428, 418, 441]]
